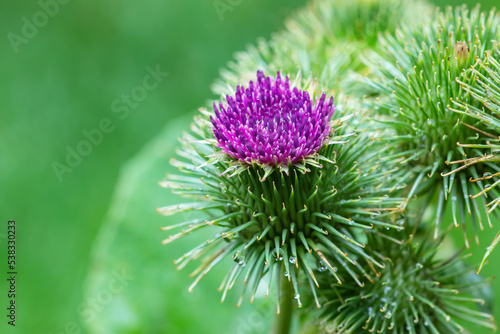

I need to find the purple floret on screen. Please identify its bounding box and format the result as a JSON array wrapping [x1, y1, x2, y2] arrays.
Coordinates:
[[211, 71, 335, 166]]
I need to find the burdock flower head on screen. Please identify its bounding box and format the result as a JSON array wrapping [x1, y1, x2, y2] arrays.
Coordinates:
[[316, 230, 496, 333], [159, 70, 405, 311], [212, 71, 334, 169], [364, 5, 500, 245]]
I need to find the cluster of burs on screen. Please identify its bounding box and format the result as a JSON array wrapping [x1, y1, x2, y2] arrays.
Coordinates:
[[158, 0, 500, 333]]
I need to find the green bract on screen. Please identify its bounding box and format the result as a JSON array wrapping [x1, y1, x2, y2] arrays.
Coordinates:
[[365, 5, 500, 244]]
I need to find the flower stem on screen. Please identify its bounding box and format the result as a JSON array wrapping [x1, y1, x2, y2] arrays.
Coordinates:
[[274, 273, 294, 334]]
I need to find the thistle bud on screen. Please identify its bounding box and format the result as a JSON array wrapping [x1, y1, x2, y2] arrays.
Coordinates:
[[315, 232, 496, 333], [159, 71, 405, 310], [364, 5, 500, 244]]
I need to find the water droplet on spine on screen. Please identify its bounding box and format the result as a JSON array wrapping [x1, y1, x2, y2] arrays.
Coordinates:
[[316, 260, 327, 272], [233, 252, 245, 266], [271, 248, 284, 261]]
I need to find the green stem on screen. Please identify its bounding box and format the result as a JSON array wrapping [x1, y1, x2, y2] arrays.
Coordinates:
[[274, 272, 294, 334]]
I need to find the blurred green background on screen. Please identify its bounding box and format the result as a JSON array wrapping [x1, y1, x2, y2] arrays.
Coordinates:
[[0, 0, 498, 333]]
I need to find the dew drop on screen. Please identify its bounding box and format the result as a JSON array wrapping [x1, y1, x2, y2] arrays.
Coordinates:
[[483, 172, 493, 178], [424, 321, 429, 326], [317, 260, 327, 272], [416, 263, 423, 269], [289, 256, 296, 264], [284, 271, 290, 278], [294, 293, 300, 300], [272, 248, 284, 261], [233, 252, 245, 266]]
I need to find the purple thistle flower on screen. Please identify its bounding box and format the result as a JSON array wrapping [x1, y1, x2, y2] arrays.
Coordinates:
[[211, 71, 335, 166]]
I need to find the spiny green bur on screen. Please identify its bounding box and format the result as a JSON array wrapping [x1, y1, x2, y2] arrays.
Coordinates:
[[365, 5, 500, 245]]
